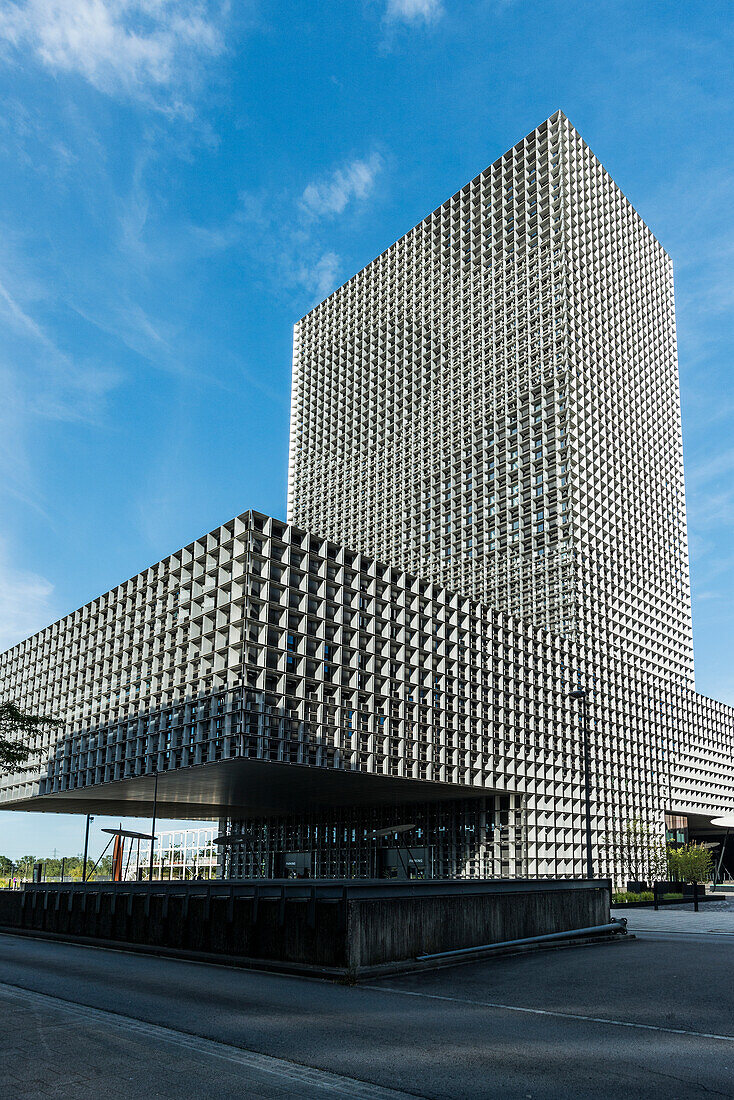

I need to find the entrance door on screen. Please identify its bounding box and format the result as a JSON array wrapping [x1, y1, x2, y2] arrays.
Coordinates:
[[377, 847, 430, 880], [276, 851, 312, 878]]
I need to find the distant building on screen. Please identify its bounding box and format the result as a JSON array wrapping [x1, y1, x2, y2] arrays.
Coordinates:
[[130, 827, 218, 881]]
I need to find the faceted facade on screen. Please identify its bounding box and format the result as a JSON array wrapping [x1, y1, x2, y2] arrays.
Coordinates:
[[1, 508, 732, 883], [288, 111, 693, 688], [1, 510, 553, 877], [1, 114, 733, 884]]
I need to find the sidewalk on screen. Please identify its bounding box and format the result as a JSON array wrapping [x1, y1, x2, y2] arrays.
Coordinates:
[[612, 897, 734, 935]]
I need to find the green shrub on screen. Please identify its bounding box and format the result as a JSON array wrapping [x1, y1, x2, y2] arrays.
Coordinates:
[[667, 843, 713, 884], [612, 890, 654, 903]]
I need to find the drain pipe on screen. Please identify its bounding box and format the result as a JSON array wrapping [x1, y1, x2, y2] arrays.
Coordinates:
[[416, 919, 627, 962]]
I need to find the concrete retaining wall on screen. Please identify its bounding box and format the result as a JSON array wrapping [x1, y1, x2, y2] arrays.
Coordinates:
[[349, 885, 610, 968], [0, 880, 611, 975]]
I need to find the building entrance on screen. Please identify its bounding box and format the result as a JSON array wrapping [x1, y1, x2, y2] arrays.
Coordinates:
[[276, 851, 312, 878], [377, 847, 430, 880]]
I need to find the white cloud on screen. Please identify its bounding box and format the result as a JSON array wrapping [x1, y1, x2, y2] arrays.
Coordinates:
[[686, 446, 734, 491], [385, 0, 443, 24], [0, 263, 122, 532], [0, 540, 56, 651], [0, 274, 120, 424], [0, 0, 225, 104], [301, 153, 383, 218], [297, 251, 341, 300], [214, 149, 386, 305]]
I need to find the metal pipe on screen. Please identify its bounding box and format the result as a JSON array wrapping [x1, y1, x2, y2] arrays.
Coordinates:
[[148, 771, 158, 883], [416, 919, 627, 962]]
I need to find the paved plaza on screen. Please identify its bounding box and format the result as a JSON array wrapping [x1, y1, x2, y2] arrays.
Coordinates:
[[612, 895, 734, 936], [2, 923, 734, 1099]]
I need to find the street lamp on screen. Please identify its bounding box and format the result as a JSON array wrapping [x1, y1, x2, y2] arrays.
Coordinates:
[[82, 814, 94, 882], [569, 687, 594, 880]]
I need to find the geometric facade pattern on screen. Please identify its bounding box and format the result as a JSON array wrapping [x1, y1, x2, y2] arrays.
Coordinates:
[[288, 111, 694, 688], [1, 509, 732, 882], [1, 114, 733, 884], [0, 511, 552, 876]]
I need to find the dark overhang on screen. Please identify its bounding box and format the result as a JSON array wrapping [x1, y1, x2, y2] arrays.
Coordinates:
[[2, 758, 502, 820]]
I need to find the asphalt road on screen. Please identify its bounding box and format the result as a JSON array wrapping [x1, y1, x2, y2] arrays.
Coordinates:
[[2, 930, 734, 1099]]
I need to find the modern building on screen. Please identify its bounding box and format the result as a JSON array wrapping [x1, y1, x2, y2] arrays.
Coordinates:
[[288, 111, 692, 688], [130, 827, 218, 881], [1, 113, 733, 883]]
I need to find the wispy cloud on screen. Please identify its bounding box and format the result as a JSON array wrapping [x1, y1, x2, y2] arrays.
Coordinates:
[[0, 261, 122, 524], [685, 447, 734, 492], [285, 153, 384, 298], [296, 250, 341, 300], [385, 0, 443, 24], [301, 153, 383, 218], [0, 273, 120, 423], [0, 538, 56, 651], [0, 0, 227, 109], [218, 149, 386, 304]]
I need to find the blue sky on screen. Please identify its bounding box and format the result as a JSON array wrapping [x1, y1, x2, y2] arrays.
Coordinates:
[[0, 0, 733, 860]]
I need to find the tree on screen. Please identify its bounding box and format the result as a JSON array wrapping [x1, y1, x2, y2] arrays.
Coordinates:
[[94, 855, 114, 879], [601, 818, 668, 885], [0, 855, 12, 877], [668, 842, 713, 884], [15, 855, 36, 880], [0, 701, 61, 775]]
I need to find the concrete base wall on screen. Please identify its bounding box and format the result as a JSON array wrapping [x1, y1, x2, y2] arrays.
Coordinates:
[[0, 880, 611, 975], [350, 885, 610, 968]]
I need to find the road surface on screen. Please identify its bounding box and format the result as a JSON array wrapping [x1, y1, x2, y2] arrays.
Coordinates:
[[2, 926, 733, 1098]]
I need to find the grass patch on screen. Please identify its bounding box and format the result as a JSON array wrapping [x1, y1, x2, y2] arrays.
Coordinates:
[[613, 890, 685, 904]]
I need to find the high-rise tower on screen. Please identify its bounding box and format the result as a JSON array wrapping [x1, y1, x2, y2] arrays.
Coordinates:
[[288, 111, 694, 688]]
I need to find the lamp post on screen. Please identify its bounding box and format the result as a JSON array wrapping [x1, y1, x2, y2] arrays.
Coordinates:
[[82, 814, 94, 882], [569, 688, 594, 880]]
